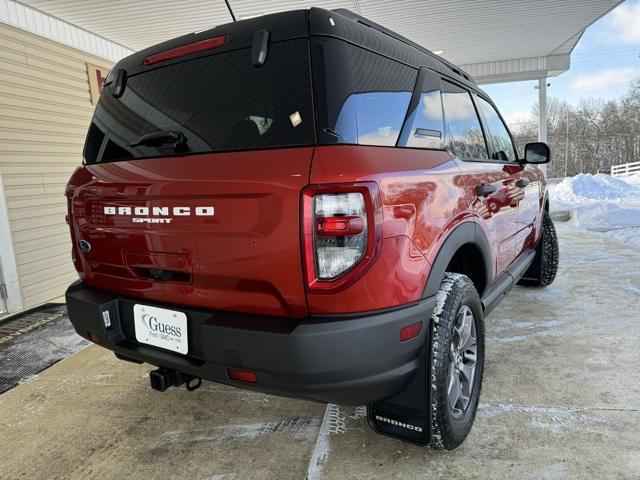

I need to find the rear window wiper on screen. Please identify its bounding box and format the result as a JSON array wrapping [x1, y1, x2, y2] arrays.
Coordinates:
[[129, 130, 187, 151]]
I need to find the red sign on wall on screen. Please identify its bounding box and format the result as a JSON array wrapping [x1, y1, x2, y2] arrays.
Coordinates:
[[87, 63, 109, 105]]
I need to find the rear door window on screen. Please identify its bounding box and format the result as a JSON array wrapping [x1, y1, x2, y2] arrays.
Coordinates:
[[441, 81, 488, 160], [397, 72, 444, 149], [85, 39, 314, 164], [313, 39, 417, 147], [477, 97, 517, 161]]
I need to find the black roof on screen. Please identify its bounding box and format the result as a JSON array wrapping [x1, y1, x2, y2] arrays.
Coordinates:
[[108, 8, 476, 89], [324, 8, 475, 85]]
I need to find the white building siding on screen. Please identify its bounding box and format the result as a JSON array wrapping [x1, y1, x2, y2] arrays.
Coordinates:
[[0, 21, 112, 310]]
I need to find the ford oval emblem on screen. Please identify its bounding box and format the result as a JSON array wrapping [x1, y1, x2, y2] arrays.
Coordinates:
[[78, 239, 91, 253]]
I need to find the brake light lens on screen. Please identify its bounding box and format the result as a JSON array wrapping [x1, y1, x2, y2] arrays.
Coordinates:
[[302, 183, 382, 293], [316, 215, 364, 237], [143, 35, 227, 66]]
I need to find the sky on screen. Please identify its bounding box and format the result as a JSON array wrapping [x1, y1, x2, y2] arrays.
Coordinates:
[[483, 0, 640, 128]]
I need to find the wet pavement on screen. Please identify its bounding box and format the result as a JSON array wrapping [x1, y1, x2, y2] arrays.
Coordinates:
[[1, 223, 638, 479]]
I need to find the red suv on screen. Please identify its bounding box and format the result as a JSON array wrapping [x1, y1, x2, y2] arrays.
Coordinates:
[[65, 8, 559, 449]]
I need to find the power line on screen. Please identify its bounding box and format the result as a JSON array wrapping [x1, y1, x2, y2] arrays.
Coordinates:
[[571, 44, 640, 58], [491, 79, 638, 101], [572, 52, 640, 63]]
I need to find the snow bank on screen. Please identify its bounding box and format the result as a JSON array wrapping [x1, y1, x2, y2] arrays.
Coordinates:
[[553, 173, 640, 201], [548, 173, 640, 246], [623, 173, 640, 187]]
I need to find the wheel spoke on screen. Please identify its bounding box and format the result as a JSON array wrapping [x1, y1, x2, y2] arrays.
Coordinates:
[[460, 334, 476, 353], [457, 308, 473, 350], [448, 372, 461, 410], [459, 362, 475, 385]]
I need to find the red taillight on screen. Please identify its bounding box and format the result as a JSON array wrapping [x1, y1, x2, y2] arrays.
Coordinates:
[[400, 322, 422, 342], [144, 35, 227, 66], [228, 369, 257, 384], [302, 183, 383, 293]]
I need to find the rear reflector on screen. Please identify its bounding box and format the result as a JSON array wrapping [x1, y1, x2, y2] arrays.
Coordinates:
[[88, 331, 100, 343], [228, 368, 257, 383], [400, 322, 421, 342], [144, 35, 227, 65]]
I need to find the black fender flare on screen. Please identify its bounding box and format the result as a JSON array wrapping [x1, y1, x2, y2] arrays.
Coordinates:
[[543, 190, 550, 211], [422, 221, 493, 298]]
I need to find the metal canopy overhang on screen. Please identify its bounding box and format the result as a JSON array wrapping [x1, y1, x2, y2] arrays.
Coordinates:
[[8, 0, 624, 84]]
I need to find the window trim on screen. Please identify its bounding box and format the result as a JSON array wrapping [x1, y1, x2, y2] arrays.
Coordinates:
[[395, 66, 446, 150], [396, 66, 428, 147]]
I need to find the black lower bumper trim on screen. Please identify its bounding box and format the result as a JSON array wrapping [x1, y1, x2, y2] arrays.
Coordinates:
[[65, 281, 434, 405]]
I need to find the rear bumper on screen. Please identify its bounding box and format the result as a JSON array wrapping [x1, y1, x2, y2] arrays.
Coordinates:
[[65, 281, 434, 405]]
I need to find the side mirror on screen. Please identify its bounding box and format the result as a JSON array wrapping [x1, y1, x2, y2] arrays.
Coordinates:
[[523, 142, 550, 164]]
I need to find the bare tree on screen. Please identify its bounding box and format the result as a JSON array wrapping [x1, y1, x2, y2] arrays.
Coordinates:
[[508, 79, 640, 177]]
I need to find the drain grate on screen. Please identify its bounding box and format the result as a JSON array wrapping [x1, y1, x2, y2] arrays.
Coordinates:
[[0, 309, 60, 339], [0, 304, 89, 394]]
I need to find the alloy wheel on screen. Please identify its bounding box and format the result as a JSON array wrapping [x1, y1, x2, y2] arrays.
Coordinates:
[[448, 305, 478, 417]]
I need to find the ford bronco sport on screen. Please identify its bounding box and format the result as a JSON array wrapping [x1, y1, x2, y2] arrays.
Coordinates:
[[65, 8, 559, 449]]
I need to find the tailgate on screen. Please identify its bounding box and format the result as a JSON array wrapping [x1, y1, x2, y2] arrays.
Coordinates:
[[66, 148, 313, 318]]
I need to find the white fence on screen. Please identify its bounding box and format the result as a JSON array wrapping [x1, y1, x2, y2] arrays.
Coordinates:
[[611, 161, 640, 177]]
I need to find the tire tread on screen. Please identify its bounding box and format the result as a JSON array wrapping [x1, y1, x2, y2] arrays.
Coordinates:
[[429, 272, 484, 450]]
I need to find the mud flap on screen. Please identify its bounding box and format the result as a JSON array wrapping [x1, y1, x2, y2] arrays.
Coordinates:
[[367, 327, 431, 445]]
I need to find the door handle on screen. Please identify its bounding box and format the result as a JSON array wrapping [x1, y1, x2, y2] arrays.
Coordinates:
[[476, 184, 497, 196], [516, 178, 529, 188]]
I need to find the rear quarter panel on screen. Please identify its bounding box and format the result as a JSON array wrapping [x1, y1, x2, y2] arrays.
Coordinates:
[[308, 145, 470, 314]]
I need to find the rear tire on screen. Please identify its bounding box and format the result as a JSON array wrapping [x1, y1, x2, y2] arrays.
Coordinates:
[[518, 211, 559, 287], [429, 273, 484, 450]]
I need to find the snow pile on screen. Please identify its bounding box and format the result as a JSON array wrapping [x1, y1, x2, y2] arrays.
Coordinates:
[[553, 173, 640, 202], [623, 173, 640, 187], [548, 173, 640, 246]]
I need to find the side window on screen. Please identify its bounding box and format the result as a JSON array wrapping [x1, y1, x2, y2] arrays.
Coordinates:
[[312, 39, 417, 147], [441, 81, 488, 160], [398, 73, 444, 149], [477, 97, 517, 161], [351, 91, 413, 146]]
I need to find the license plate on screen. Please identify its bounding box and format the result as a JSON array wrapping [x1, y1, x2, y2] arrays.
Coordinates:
[[134, 304, 188, 355]]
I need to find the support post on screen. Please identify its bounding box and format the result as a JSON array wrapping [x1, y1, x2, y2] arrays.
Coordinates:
[[0, 174, 24, 314], [538, 78, 548, 177]]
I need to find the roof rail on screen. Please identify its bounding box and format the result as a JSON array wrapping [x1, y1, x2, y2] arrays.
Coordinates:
[[331, 8, 474, 84]]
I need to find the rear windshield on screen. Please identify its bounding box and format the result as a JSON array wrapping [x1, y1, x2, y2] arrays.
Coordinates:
[[84, 39, 314, 164]]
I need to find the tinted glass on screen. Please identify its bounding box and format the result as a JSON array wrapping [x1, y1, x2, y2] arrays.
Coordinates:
[[313, 39, 417, 147], [477, 97, 517, 161], [442, 82, 488, 159], [85, 39, 314, 164], [84, 122, 104, 164], [398, 73, 444, 149]]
